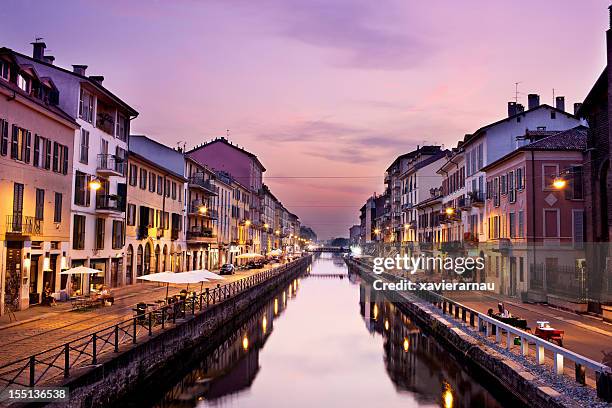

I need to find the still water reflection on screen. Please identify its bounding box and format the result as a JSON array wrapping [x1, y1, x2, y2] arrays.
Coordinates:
[[123, 253, 513, 408]]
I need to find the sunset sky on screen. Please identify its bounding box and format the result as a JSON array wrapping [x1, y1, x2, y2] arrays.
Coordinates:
[[1, 1, 608, 239]]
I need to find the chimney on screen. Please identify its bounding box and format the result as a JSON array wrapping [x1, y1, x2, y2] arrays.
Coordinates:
[[516, 103, 525, 113], [43, 55, 55, 65], [555, 96, 565, 112], [508, 101, 518, 117], [573, 102, 583, 116], [89, 75, 104, 85], [72, 65, 87, 76], [527, 94, 540, 110], [31, 41, 46, 61]]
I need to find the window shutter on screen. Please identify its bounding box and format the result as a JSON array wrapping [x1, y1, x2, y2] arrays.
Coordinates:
[[10, 125, 18, 159], [62, 145, 69, 174], [0, 120, 7, 156], [24, 131, 31, 163], [33, 135, 40, 167]]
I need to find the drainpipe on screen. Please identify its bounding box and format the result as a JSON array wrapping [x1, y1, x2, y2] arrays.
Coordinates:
[[530, 150, 539, 295]]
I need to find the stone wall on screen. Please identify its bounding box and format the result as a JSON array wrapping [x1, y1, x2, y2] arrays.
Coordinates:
[[43, 257, 311, 408]]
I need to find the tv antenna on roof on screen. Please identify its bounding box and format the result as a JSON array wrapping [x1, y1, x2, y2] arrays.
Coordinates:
[[226, 129, 230, 138], [514, 82, 522, 103], [34, 36, 44, 42]]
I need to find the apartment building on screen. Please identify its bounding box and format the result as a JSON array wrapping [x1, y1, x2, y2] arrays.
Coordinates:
[[461, 99, 582, 245], [187, 137, 265, 255], [185, 157, 218, 271], [261, 184, 278, 253], [414, 188, 443, 263], [125, 136, 186, 283], [230, 176, 251, 262], [437, 147, 466, 245], [287, 212, 301, 253], [212, 171, 233, 268], [0, 48, 79, 314], [13, 42, 138, 291], [400, 146, 448, 244], [482, 127, 587, 300]]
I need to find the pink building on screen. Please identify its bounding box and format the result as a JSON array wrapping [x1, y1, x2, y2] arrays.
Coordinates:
[[482, 126, 587, 302]]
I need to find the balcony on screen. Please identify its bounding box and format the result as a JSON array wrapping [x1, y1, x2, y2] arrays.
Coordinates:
[[187, 226, 217, 243], [188, 176, 218, 195], [96, 154, 125, 177], [5, 215, 42, 236], [401, 203, 413, 211], [458, 197, 471, 210], [467, 191, 485, 207], [188, 204, 218, 219], [95, 194, 123, 214]]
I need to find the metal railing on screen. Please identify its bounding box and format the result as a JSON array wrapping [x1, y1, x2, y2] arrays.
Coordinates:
[[0, 256, 311, 391], [347, 257, 612, 399], [188, 176, 217, 195], [5, 215, 42, 235], [96, 194, 123, 212], [96, 154, 125, 175]]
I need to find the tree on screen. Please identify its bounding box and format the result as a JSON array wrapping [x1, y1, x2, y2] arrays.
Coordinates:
[[300, 226, 317, 241], [330, 237, 349, 247]]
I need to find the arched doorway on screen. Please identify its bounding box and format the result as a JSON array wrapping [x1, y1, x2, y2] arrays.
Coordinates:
[[136, 245, 143, 277], [154, 245, 161, 273], [162, 245, 168, 272], [126, 245, 134, 284], [144, 243, 151, 275]]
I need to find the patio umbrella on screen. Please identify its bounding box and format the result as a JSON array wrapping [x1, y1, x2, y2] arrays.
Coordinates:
[[137, 272, 210, 299], [236, 253, 264, 260], [60, 266, 103, 275], [184, 269, 225, 292], [266, 249, 282, 256]]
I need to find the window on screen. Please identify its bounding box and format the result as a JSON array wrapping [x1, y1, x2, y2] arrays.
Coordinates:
[[139, 168, 147, 190], [163, 212, 170, 230], [149, 173, 156, 192], [518, 210, 524, 238], [544, 209, 559, 238], [52, 142, 59, 172], [33, 134, 41, 167], [95, 218, 105, 250], [73, 215, 86, 250], [566, 165, 584, 200], [127, 203, 136, 226], [61, 145, 68, 174], [0, 119, 8, 156], [17, 74, 29, 92], [79, 129, 89, 164], [116, 113, 128, 142], [129, 164, 137, 186], [44, 139, 51, 169], [519, 257, 524, 282], [516, 167, 524, 190], [573, 210, 585, 246], [543, 165, 558, 190], [551, 111, 556, 119], [54, 192, 62, 223], [35, 188, 44, 220], [74, 171, 91, 206], [10, 126, 31, 162], [50, 142, 69, 174], [477, 144, 483, 170], [165, 180, 171, 197], [508, 171, 515, 203], [112, 220, 124, 249], [171, 182, 176, 199], [157, 176, 163, 195], [509, 212, 515, 238], [79, 88, 94, 123], [0, 60, 9, 80]]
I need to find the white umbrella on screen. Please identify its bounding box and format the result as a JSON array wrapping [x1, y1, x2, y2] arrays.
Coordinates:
[[60, 266, 102, 275], [187, 269, 225, 281], [236, 253, 264, 260], [137, 272, 210, 298], [267, 249, 282, 256]]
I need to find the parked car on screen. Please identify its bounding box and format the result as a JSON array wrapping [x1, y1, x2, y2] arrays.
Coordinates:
[[220, 264, 235, 275]]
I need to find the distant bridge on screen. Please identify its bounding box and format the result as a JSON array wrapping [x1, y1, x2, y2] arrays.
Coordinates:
[[306, 273, 349, 279], [307, 247, 350, 253]]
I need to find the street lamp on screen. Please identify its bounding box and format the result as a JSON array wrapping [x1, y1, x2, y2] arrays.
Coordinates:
[[445, 207, 455, 216], [552, 176, 567, 190], [89, 177, 102, 191], [275, 229, 280, 236], [264, 223, 269, 229], [245, 219, 251, 227], [198, 205, 208, 214]]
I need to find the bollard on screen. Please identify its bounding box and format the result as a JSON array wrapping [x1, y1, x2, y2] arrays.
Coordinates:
[[553, 353, 564, 375], [535, 344, 545, 365], [596, 371, 612, 402], [575, 364, 586, 385]]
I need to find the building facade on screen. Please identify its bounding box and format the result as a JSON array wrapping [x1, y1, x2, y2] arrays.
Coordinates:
[[0, 47, 79, 313]]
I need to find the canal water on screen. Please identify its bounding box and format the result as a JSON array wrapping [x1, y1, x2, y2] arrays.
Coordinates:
[[121, 253, 517, 408]]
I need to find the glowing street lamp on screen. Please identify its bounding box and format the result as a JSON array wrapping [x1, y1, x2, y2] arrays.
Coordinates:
[[275, 229, 280, 236], [245, 219, 251, 227], [264, 223, 269, 229], [445, 207, 455, 216], [552, 176, 567, 190], [198, 205, 208, 214], [373, 228, 381, 235], [89, 178, 102, 191]]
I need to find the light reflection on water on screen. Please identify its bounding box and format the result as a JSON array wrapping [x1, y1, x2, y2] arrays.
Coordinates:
[[123, 253, 514, 408]]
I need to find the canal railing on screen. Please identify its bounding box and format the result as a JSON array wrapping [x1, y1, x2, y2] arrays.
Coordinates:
[[0, 256, 311, 392], [346, 257, 612, 401]]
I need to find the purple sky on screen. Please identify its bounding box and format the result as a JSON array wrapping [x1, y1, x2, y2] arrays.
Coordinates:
[[1, 1, 608, 239]]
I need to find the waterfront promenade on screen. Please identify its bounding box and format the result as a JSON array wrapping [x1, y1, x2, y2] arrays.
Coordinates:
[[0, 264, 280, 366]]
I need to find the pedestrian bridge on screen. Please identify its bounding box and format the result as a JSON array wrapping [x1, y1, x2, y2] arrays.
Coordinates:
[[307, 247, 349, 253], [305, 273, 349, 279]]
